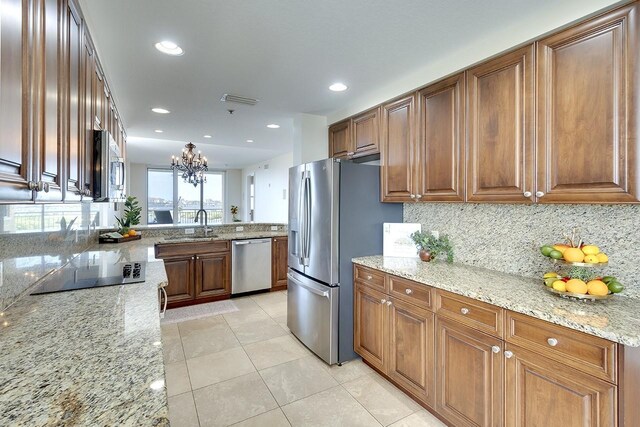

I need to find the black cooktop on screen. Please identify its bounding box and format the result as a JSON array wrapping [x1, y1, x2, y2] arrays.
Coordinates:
[[31, 259, 146, 295]]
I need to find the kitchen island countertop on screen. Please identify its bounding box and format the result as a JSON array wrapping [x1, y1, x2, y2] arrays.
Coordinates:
[[353, 255, 640, 347]]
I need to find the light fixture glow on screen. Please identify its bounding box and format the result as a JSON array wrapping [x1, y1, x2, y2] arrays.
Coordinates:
[[246, 139, 254, 143], [151, 107, 170, 114], [154, 129, 163, 133], [267, 124, 280, 129], [203, 135, 212, 138], [155, 40, 184, 56], [329, 82, 348, 92], [149, 379, 165, 390]]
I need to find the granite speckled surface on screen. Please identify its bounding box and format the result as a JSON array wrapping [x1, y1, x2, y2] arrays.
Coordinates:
[[353, 255, 640, 347], [404, 203, 640, 298], [155, 230, 288, 244], [0, 239, 169, 426]]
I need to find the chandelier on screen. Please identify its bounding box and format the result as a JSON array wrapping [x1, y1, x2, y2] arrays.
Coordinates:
[[171, 142, 208, 187]]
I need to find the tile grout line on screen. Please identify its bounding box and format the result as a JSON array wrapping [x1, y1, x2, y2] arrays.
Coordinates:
[[177, 319, 205, 426]]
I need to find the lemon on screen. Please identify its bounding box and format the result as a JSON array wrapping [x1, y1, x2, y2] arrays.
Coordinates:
[[587, 280, 609, 296], [543, 272, 560, 279], [544, 277, 558, 287], [563, 248, 585, 263], [552, 280, 567, 292], [581, 245, 600, 255], [596, 253, 608, 263], [566, 279, 588, 294], [583, 254, 599, 264]]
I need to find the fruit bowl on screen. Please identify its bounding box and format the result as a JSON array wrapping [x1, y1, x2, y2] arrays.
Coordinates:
[[551, 259, 608, 268], [544, 285, 613, 301]]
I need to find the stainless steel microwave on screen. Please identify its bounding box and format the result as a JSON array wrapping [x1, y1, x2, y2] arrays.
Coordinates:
[[93, 130, 125, 202]]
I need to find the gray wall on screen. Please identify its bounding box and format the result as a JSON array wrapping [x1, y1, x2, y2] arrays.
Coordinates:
[[404, 203, 640, 298]]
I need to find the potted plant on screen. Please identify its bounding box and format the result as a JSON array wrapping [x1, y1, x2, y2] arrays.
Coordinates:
[[410, 231, 454, 263], [230, 205, 241, 222], [115, 196, 142, 236]]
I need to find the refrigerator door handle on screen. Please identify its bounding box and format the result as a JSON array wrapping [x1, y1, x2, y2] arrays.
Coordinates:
[[302, 173, 311, 265], [297, 172, 306, 264], [287, 272, 329, 298]]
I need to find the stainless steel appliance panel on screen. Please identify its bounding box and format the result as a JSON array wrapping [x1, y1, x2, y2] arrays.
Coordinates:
[[304, 159, 340, 286], [231, 239, 272, 294], [287, 268, 339, 365], [288, 164, 306, 274]]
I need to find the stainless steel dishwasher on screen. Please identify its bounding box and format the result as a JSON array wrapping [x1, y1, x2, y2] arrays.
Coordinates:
[[231, 238, 272, 294]]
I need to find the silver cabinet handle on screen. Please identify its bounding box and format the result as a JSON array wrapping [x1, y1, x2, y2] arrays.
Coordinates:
[[504, 350, 514, 359], [460, 307, 469, 315], [523, 191, 532, 197], [366, 275, 372, 280], [405, 289, 413, 295], [547, 338, 558, 347], [491, 346, 501, 354], [386, 300, 392, 306], [536, 191, 545, 197], [160, 286, 168, 318], [381, 299, 387, 304]]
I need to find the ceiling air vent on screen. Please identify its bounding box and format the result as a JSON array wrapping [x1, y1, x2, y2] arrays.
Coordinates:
[[220, 94, 259, 106]]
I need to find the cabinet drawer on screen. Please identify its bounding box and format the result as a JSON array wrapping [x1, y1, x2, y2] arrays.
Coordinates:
[[436, 291, 503, 338], [388, 275, 434, 311], [354, 265, 386, 293], [505, 311, 617, 383], [155, 240, 230, 258]]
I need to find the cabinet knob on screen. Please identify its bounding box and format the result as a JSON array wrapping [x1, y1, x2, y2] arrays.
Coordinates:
[[274, 239, 277, 242], [460, 307, 470, 315], [504, 350, 514, 359], [409, 194, 416, 199], [381, 299, 387, 304], [536, 191, 545, 198], [386, 300, 392, 306], [366, 275, 372, 280], [547, 337, 558, 347], [27, 181, 38, 191], [491, 345, 501, 354], [523, 191, 532, 197], [347, 151, 355, 157], [415, 194, 422, 199], [405, 288, 413, 295]]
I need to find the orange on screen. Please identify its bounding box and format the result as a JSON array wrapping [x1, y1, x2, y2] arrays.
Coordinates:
[[553, 244, 570, 254], [565, 279, 588, 294], [562, 248, 585, 263], [587, 280, 609, 296], [128, 230, 137, 236]]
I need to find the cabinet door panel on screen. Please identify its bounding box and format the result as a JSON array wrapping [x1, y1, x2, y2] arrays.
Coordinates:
[[352, 107, 380, 158], [65, 0, 82, 200], [195, 253, 230, 298], [537, 3, 639, 202], [271, 237, 288, 290], [81, 30, 94, 196], [505, 344, 617, 427], [436, 317, 503, 427], [381, 95, 416, 202], [354, 283, 387, 372], [0, 0, 32, 201], [467, 45, 535, 202], [164, 257, 195, 303], [388, 298, 435, 406], [418, 73, 465, 201], [329, 120, 352, 159]]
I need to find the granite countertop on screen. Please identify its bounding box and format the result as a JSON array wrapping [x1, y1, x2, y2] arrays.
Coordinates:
[[353, 256, 640, 347], [154, 230, 288, 244], [0, 239, 169, 426]]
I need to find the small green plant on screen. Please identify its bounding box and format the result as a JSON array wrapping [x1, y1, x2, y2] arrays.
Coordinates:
[[230, 205, 241, 222], [410, 231, 454, 263], [566, 266, 595, 282], [115, 196, 142, 235]]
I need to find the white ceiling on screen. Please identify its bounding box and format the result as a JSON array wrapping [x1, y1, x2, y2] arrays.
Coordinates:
[[79, 0, 620, 168]]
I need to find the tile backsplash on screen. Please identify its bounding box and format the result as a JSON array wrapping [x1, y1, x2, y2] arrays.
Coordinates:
[[404, 203, 640, 298]]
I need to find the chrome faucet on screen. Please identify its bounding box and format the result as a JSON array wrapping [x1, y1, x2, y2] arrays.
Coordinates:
[[194, 209, 211, 236]]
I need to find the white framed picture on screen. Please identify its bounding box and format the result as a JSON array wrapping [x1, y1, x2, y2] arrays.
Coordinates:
[[383, 223, 421, 258]]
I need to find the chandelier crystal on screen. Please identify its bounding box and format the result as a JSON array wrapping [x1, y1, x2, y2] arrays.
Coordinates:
[[171, 142, 208, 187]]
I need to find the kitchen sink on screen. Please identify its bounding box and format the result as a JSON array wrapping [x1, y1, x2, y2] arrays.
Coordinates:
[[164, 235, 219, 241]]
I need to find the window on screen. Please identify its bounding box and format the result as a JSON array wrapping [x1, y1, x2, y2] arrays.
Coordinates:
[[147, 169, 225, 225]]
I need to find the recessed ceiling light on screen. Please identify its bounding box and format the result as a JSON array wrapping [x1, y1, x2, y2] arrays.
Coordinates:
[[246, 139, 254, 143], [329, 82, 348, 92], [151, 107, 170, 114], [154, 129, 163, 133], [155, 40, 184, 56], [267, 124, 280, 129], [203, 135, 212, 138]]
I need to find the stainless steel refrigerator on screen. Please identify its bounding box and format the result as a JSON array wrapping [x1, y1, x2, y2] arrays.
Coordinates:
[[287, 158, 402, 365]]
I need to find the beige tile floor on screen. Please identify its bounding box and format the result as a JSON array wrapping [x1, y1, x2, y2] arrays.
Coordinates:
[[163, 290, 446, 427]]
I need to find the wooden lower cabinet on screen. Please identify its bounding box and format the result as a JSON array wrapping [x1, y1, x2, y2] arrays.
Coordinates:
[[271, 237, 288, 291], [354, 283, 387, 372], [505, 344, 617, 427], [388, 297, 435, 406], [195, 252, 230, 298], [163, 256, 195, 304], [435, 316, 504, 427]]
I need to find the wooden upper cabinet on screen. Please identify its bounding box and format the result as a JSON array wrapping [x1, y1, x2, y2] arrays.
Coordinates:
[[81, 29, 94, 197], [329, 120, 352, 159], [352, 107, 380, 158], [505, 344, 617, 427], [467, 45, 535, 203], [381, 94, 416, 202], [417, 73, 465, 201], [0, 0, 32, 201], [537, 3, 639, 203], [436, 317, 504, 427]]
